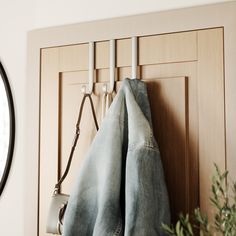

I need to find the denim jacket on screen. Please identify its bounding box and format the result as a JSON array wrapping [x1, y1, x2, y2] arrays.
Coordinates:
[[63, 78, 170, 236]]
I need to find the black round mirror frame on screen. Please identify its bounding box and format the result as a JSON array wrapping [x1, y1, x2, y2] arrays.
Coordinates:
[[0, 62, 15, 196]]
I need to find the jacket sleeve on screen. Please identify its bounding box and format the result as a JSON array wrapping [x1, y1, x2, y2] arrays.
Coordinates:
[[125, 145, 170, 236]]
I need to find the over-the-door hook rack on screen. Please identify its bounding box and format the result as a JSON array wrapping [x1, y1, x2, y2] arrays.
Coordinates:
[[82, 42, 94, 94], [132, 36, 138, 79]]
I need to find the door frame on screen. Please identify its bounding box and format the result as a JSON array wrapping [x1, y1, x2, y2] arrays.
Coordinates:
[[26, 2, 236, 235]]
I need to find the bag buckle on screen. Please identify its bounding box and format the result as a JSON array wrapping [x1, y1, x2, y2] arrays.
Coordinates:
[[57, 221, 62, 235], [57, 202, 67, 234]]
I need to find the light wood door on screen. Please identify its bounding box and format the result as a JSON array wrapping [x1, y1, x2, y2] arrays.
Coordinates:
[[39, 28, 225, 235]]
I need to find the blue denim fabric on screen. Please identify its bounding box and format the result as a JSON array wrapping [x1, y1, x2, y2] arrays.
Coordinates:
[[63, 78, 170, 236]]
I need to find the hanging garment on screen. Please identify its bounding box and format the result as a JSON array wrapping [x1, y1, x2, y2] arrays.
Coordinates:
[[63, 78, 170, 236]]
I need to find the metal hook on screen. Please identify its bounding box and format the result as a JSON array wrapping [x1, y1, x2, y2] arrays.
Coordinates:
[[132, 36, 138, 79], [109, 39, 115, 93], [102, 39, 116, 95], [82, 42, 94, 94], [101, 39, 116, 118], [101, 84, 107, 120]]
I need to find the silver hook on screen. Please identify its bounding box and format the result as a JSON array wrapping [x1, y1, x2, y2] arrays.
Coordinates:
[[132, 36, 138, 79], [82, 42, 94, 94], [101, 39, 116, 118], [109, 39, 115, 93], [102, 39, 116, 95]]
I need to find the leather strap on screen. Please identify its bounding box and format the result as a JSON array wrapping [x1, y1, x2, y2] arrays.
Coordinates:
[[54, 93, 99, 192]]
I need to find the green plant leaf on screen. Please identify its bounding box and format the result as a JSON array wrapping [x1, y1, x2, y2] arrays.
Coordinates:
[[176, 221, 180, 235], [162, 164, 236, 236]]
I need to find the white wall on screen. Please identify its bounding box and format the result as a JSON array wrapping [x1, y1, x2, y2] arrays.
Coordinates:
[[0, 0, 231, 235]]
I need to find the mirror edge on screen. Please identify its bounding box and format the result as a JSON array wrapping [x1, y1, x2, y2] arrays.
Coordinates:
[[0, 61, 15, 197]]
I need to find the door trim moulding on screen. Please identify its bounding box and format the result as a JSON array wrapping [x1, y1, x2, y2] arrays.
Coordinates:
[[26, 2, 236, 235]]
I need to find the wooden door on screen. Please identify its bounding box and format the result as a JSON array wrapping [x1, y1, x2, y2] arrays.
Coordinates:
[[39, 28, 225, 235]]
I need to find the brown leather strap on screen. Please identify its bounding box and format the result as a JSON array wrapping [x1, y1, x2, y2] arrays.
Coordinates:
[[54, 93, 99, 192]]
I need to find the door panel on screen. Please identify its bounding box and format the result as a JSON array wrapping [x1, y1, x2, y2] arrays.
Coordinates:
[[139, 31, 197, 64], [146, 77, 189, 222], [40, 48, 59, 236], [60, 78, 105, 193], [39, 28, 225, 235], [197, 29, 225, 216]]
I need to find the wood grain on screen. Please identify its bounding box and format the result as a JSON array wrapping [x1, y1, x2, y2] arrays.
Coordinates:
[[40, 48, 60, 236], [197, 28, 225, 219], [146, 77, 188, 222], [58, 31, 197, 72]]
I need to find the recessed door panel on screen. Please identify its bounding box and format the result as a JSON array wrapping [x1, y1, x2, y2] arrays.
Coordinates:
[[146, 77, 188, 222]]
